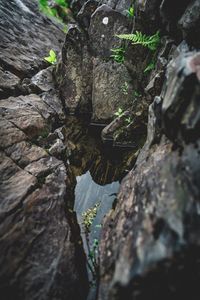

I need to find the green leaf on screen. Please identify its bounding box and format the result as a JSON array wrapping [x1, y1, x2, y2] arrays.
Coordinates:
[[144, 60, 156, 73], [55, 0, 69, 7], [116, 30, 160, 51], [44, 49, 57, 64]]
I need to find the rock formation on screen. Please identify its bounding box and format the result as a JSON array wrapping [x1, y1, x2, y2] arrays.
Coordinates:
[[0, 1, 88, 299], [0, 0, 200, 300]]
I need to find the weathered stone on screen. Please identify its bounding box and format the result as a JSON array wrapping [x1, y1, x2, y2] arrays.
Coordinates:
[[0, 0, 64, 77], [0, 67, 20, 99], [41, 90, 66, 122], [5, 141, 48, 168], [161, 47, 200, 143], [0, 156, 89, 300], [31, 66, 54, 92], [92, 59, 134, 122], [77, 0, 99, 29], [24, 156, 62, 178], [0, 2, 89, 299], [0, 120, 27, 149], [0, 96, 49, 139], [178, 1, 200, 48], [48, 139, 67, 158], [96, 7, 200, 298], [57, 24, 93, 113], [88, 4, 130, 58]]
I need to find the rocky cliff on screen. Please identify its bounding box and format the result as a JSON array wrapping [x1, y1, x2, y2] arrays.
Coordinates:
[[0, 1, 88, 299], [0, 0, 200, 300]]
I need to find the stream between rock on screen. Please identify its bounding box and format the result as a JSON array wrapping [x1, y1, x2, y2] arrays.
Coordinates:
[[63, 116, 136, 297]]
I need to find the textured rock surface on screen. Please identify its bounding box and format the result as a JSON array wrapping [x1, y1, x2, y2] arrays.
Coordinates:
[[98, 40, 200, 300], [0, 0, 64, 78], [57, 2, 133, 121], [0, 1, 89, 300]]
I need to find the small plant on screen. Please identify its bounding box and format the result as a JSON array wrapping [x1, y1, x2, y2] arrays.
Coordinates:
[[144, 59, 156, 73], [88, 239, 99, 271], [133, 90, 141, 98], [121, 82, 129, 95], [82, 203, 101, 283], [38, 0, 69, 28], [125, 116, 132, 124], [125, 6, 134, 18], [110, 47, 125, 63], [44, 49, 57, 64], [114, 108, 125, 118], [116, 30, 160, 51], [82, 202, 100, 233]]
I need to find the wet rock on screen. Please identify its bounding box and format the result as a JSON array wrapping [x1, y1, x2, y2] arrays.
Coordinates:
[[0, 1, 89, 299], [31, 66, 54, 93], [88, 4, 130, 58], [0, 0, 64, 78], [178, 0, 200, 47], [161, 46, 200, 143], [57, 24, 93, 113], [0, 67, 20, 99], [56, 3, 133, 119], [41, 90, 66, 122], [77, 0, 99, 30], [5, 141, 48, 168], [0, 152, 89, 300], [97, 22, 200, 300], [92, 60, 133, 122], [48, 139, 67, 158]]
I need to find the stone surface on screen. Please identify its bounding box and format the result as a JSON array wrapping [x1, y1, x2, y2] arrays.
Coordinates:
[[92, 60, 133, 122], [0, 152, 89, 300], [56, 3, 133, 120], [0, 0, 64, 78], [57, 24, 93, 113], [97, 42, 200, 300], [31, 66, 55, 92], [0, 1, 89, 300]]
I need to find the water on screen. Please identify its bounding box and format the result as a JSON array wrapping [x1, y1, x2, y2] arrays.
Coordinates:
[[64, 116, 135, 298], [75, 170, 120, 244]]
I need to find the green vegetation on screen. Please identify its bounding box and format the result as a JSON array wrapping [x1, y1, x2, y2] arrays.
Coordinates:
[[110, 47, 126, 63], [116, 31, 160, 51], [114, 108, 125, 118], [125, 6, 134, 18], [44, 49, 57, 64], [133, 90, 142, 98], [82, 202, 100, 232], [121, 82, 129, 95], [144, 59, 156, 73], [38, 0, 69, 30], [125, 116, 132, 125], [82, 203, 101, 283]]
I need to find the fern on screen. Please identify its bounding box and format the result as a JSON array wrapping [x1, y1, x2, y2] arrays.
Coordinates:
[[110, 47, 125, 63], [144, 59, 156, 73], [116, 31, 160, 51]]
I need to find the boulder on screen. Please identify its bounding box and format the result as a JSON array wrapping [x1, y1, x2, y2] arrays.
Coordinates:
[[97, 44, 200, 300]]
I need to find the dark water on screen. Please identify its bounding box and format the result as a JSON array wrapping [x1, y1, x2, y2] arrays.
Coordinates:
[[64, 116, 135, 297]]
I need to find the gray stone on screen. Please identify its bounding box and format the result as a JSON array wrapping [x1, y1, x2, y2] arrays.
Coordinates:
[[0, 154, 89, 300], [57, 24, 93, 113], [161, 47, 200, 143], [5, 141, 48, 168], [88, 4, 130, 58], [92, 59, 134, 122], [48, 139, 67, 158], [31, 66, 54, 92], [0, 0, 64, 77]]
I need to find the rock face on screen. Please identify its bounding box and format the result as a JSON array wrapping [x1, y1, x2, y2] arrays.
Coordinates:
[[97, 1, 200, 299], [0, 1, 89, 300], [57, 1, 134, 122]]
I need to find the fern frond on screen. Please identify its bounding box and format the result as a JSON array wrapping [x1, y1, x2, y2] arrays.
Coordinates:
[[116, 30, 160, 51]]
